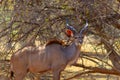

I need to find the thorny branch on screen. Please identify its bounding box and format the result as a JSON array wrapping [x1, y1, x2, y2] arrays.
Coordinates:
[[0, 0, 120, 79]]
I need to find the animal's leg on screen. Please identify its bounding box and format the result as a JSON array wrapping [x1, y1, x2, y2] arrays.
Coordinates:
[[53, 70, 61, 80], [14, 72, 27, 80]]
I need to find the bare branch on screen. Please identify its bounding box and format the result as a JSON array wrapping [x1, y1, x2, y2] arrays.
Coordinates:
[[67, 63, 120, 80]]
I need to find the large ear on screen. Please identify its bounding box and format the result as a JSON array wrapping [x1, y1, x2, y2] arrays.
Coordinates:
[[79, 21, 88, 37], [65, 29, 74, 37]]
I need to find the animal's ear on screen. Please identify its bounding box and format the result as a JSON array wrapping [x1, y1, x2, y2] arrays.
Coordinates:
[[66, 23, 77, 35], [65, 29, 74, 37]]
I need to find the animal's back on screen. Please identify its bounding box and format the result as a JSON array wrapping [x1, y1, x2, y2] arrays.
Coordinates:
[[46, 39, 65, 46]]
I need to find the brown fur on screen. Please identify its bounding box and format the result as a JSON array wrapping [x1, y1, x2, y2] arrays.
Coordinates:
[[10, 23, 88, 80], [46, 39, 65, 46]]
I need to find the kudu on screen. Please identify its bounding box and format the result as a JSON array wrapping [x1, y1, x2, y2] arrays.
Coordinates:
[[10, 22, 88, 80]]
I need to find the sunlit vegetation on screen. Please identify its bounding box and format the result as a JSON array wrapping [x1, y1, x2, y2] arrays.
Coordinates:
[[0, 0, 120, 80]]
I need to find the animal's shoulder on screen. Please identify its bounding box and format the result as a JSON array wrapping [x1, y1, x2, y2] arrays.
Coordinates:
[[46, 39, 65, 46]]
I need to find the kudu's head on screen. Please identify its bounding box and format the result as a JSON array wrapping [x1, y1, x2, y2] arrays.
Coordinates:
[[66, 21, 88, 44]]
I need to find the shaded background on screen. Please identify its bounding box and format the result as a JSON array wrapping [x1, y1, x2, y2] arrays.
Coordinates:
[[0, 0, 120, 80]]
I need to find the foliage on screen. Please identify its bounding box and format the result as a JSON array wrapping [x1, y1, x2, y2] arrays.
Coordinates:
[[0, 0, 120, 80]]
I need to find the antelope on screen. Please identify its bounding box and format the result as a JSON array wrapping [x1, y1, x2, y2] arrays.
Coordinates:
[[10, 21, 88, 80]]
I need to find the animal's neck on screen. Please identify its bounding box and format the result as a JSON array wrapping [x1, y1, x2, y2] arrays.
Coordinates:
[[64, 41, 81, 65]]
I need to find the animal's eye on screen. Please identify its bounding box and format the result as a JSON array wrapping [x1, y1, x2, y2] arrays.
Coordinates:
[[79, 36, 83, 39], [74, 36, 78, 39]]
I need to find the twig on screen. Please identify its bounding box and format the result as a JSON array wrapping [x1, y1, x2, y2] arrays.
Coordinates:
[[66, 63, 120, 80]]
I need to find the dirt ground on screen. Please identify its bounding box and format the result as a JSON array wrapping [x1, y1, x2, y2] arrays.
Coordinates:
[[0, 62, 120, 80]]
